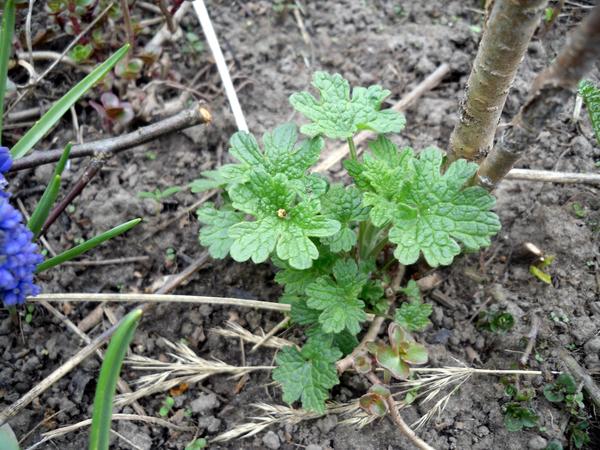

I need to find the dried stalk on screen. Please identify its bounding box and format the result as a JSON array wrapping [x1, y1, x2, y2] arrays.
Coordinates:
[[9, 105, 212, 171], [26, 413, 194, 450], [120, 0, 135, 50], [212, 321, 293, 350], [477, 4, 600, 188], [116, 339, 274, 406], [447, 0, 548, 163]]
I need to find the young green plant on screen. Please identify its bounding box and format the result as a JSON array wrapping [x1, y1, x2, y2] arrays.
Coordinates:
[[193, 72, 501, 415]]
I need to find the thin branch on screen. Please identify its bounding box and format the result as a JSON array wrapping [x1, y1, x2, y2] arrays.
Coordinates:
[[9, 104, 212, 171], [447, 0, 548, 163], [40, 156, 106, 235], [312, 63, 450, 173], [477, 4, 600, 189], [157, 0, 176, 33], [144, 1, 190, 51]]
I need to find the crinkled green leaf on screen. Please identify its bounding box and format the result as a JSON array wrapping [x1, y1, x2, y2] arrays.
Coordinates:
[[579, 80, 600, 145], [320, 184, 369, 252], [387, 147, 501, 267], [400, 279, 421, 302], [189, 164, 245, 193], [394, 300, 432, 332], [197, 203, 244, 259], [272, 339, 341, 413], [306, 259, 367, 334], [306, 325, 359, 356], [227, 170, 340, 269], [274, 250, 338, 295], [290, 72, 405, 139]]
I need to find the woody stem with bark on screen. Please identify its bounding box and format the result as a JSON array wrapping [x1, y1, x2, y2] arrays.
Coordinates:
[[476, 4, 600, 189], [447, 0, 548, 163]]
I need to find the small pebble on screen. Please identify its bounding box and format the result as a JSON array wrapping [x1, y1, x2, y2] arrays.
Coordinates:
[[190, 393, 219, 414], [262, 431, 281, 449], [584, 336, 600, 355], [527, 435, 548, 449]]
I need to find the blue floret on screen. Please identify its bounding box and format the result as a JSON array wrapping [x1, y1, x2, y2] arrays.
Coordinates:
[[0, 146, 43, 307]]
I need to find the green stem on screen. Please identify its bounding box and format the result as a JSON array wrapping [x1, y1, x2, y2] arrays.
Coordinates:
[[369, 236, 389, 260], [347, 137, 357, 161]]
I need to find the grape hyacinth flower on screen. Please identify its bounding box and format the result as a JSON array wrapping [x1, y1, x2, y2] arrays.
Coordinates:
[[0, 146, 43, 307]]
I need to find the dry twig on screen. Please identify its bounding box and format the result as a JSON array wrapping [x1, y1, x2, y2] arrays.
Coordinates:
[[10, 105, 212, 171]]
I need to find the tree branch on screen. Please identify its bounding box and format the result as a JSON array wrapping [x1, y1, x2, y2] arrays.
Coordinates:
[[447, 0, 548, 163], [9, 105, 212, 171], [476, 4, 600, 189]]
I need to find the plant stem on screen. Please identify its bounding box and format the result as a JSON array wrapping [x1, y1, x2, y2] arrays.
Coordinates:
[[476, 3, 600, 189], [365, 371, 436, 450], [347, 137, 357, 161], [447, 0, 548, 163]]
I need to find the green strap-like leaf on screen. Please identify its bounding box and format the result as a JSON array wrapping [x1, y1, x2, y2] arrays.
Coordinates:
[[0, 0, 16, 144], [54, 141, 73, 176], [28, 174, 61, 238], [36, 218, 141, 272], [10, 45, 130, 160], [88, 308, 142, 450]]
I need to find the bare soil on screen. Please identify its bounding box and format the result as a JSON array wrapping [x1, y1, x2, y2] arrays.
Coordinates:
[[1, 1, 599, 449]]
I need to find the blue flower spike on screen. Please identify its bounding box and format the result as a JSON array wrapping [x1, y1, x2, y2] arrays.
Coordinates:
[[0, 146, 43, 307]]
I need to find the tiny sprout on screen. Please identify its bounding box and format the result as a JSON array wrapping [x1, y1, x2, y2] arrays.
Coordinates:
[[69, 43, 94, 64], [367, 323, 428, 380], [90, 92, 134, 129], [115, 58, 144, 80], [158, 396, 175, 417], [185, 438, 208, 450], [543, 373, 577, 403], [503, 403, 539, 432], [359, 384, 390, 417], [353, 351, 372, 374]]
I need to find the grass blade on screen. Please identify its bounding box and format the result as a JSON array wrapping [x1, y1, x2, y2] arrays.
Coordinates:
[[0, 0, 16, 144], [10, 44, 130, 160], [28, 174, 61, 238], [88, 308, 143, 450], [54, 141, 73, 176], [36, 218, 141, 272], [27, 143, 72, 238]]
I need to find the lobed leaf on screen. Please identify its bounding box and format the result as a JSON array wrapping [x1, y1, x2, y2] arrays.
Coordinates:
[[272, 339, 341, 414], [319, 184, 369, 252], [305, 259, 367, 334], [290, 72, 405, 139], [197, 203, 244, 259]]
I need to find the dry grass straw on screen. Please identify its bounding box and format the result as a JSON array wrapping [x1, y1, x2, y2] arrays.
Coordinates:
[[211, 320, 294, 350], [116, 339, 274, 407]]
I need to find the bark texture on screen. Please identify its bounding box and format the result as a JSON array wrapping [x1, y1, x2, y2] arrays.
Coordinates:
[[477, 4, 600, 189], [448, 0, 548, 163]]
